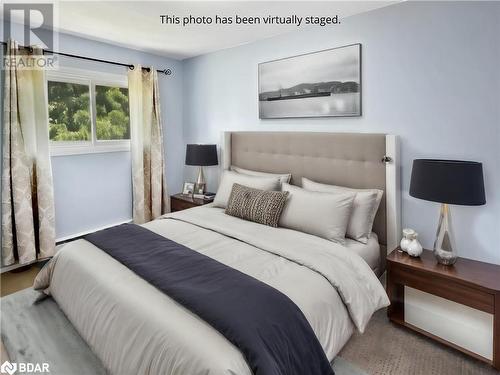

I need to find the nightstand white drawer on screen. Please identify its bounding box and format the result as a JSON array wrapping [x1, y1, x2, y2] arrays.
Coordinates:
[[405, 286, 493, 360]]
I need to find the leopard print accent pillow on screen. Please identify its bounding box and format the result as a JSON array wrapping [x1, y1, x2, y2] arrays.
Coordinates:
[[225, 183, 289, 227]]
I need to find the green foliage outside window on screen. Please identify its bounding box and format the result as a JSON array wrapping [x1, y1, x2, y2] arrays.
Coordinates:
[[48, 82, 91, 141], [96, 85, 130, 140], [48, 81, 130, 142]]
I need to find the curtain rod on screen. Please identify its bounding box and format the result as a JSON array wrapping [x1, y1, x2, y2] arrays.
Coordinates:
[[0, 41, 172, 76]]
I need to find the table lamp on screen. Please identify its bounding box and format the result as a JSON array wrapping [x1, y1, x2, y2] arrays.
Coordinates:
[[409, 159, 485, 265], [185, 144, 218, 191]]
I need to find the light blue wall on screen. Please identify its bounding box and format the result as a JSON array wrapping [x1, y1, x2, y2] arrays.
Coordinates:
[[2, 23, 184, 239], [182, 1, 500, 264]]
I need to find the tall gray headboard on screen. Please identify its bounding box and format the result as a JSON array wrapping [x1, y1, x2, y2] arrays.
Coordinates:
[[221, 131, 401, 272]]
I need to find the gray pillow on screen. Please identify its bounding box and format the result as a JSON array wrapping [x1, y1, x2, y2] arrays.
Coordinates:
[[302, 177, 383, 244], [225, 183, 289, 227], [279, 183, 355, 245], [231, 166, 291, 185], [213, 170, 281, 208]]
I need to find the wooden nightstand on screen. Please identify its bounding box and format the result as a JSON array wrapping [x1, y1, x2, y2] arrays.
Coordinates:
[[170, 193, 214, 212], [387, 248, 500, 369]]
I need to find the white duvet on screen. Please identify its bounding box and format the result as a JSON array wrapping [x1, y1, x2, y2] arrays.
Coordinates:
[[35, 206, 389, 375]]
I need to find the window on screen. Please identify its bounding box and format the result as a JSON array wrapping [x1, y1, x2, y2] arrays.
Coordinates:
[[47, 68, 130, 155], [48, 81, 92, 141], [95, 85, 129, 141]]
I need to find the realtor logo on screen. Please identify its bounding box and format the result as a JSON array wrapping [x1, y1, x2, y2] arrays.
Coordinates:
[[2, 2, 58, 69], [0, 361, 49, 374], [3, 3, 54, 50], [0, 361, 17, 375]]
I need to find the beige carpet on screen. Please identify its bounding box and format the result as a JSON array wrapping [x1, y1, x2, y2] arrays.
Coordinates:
[[339, 308, 498, 375]]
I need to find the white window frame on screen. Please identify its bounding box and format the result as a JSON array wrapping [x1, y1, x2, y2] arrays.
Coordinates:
[[46, 67, 130, 156]]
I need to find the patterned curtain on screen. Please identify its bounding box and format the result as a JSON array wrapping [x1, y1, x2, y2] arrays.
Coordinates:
[[1, 40, 56, 266], [128, 65, 169, 224]]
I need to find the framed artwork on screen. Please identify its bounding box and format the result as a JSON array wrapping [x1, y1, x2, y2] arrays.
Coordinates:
[[258, 43, 361, 119], [182, 182, 195, 195]]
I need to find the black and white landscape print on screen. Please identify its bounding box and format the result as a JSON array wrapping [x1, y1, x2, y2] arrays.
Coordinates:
[[258, 44, 361, 118]]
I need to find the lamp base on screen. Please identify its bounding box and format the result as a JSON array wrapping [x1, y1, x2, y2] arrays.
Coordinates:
[[433, 203, 457, 265], [196, 166, 205, 192]]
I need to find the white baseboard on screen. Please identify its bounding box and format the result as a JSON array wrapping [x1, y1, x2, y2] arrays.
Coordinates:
[[1, 219, 133, 273], [1, 259, 41, 274], [56, 219, 133, 243]]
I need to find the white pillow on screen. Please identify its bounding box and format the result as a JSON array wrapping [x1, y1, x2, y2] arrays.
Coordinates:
[[214, 170, 281, 208], [231, 166, 291, 185], [279, 183, 355, 245], [302, 177, 383, 244]]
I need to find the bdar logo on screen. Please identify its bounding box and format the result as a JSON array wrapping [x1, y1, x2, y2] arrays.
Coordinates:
[[0, 361, 17, 375]]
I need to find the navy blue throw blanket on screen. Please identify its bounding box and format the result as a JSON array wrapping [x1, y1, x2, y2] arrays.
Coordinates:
[[85, 224, 334, 375]]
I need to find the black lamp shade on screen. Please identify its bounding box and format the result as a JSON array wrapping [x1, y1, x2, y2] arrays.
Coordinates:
[[409, 159, 485, 206], [185, 144, 218, 166]]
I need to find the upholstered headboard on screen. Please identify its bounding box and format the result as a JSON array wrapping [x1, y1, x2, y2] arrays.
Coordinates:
[[221, 131, 401, 272]]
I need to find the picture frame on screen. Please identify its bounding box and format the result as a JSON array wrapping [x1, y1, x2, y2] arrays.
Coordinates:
[[258, 43, 361, 119], [182, 182, 195, 195], [194, 183, 206, 195]]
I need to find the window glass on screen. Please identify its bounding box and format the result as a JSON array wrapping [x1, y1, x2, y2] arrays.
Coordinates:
[[95, 86, 130, 140], [48, 81, 91, 141]]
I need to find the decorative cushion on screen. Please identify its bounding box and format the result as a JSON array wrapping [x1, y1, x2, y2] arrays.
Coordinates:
[[231, 166, 292, 185], [279, 183, 355, 245], [225, 183, 289, 227], [302, 178, 383, 244], [213, 170, 281, 208]]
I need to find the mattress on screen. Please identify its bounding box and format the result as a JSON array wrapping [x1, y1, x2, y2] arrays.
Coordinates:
[[35, 206, 389, 375], [345, 233, 380, 272]]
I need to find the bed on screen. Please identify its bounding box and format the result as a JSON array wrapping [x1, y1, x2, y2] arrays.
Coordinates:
[[35, 131, 401, 375]]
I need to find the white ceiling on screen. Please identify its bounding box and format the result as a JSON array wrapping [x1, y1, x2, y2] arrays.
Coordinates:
[[4, 1, 398, 60]]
